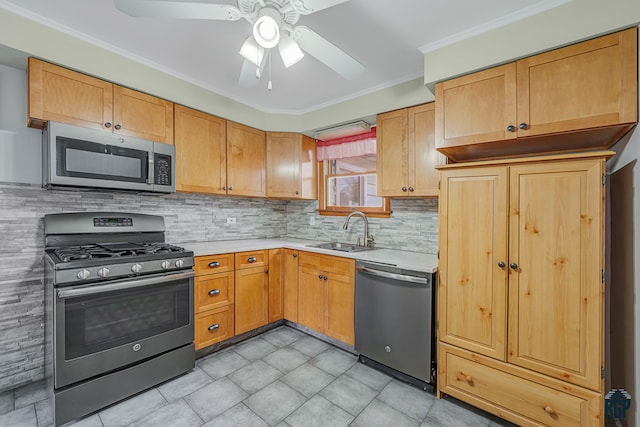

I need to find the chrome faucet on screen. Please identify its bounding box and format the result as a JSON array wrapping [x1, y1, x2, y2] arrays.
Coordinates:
[[342, 211, 374, 247]]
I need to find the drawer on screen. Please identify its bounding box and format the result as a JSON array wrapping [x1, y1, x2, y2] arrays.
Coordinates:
[[299, 251, 354, 277], [195, 305, 234, 350], [235, 250, 268, 270], [195, 253, 234, 275], [195, 271, 234, 312], [443, 352, 587, 427]]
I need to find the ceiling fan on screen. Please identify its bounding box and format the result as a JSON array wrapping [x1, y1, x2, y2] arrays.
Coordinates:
[[113, 0, 365, 88]]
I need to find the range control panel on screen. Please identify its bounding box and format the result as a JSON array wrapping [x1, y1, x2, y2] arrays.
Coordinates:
[[93, 217, 133, 227]]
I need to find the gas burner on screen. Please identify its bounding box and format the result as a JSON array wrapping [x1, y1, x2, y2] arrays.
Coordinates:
[[52, 242, 186, 263]]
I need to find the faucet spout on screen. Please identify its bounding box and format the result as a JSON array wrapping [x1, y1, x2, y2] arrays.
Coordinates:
[[342, 211, 373, 247]]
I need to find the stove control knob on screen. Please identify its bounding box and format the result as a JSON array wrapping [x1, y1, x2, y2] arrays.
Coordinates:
[[97, 267, 110, 278], [161, 260, 171, 270], [175, 259, 184, 269], [131, 263, 143, 273], [76, 269, 90, 280]]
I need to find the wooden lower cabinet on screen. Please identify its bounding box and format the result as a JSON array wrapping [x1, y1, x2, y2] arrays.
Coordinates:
[[437, 152, 609, 425], [193, 253, 236, 350], [283, 249, 299, 322], [439, 344, 601, 427], [297, 252, 355, 346], [235, 251, 269, 335], [268, 248, 284, 322]]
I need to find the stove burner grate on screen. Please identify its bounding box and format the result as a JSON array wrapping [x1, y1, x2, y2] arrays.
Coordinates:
[[53, 242, 185, 262]]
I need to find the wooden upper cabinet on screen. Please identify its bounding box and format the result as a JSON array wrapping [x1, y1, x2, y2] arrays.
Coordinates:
[[174, 105, 227, 194], [266, 132, 317, 199], [227, 121, 266, 197], [435, 28, 637, 162], [377, 102, 443, 197], [28, 57, 174, 144], [28, 57, 112, 131], [113, 86, 174, 144]]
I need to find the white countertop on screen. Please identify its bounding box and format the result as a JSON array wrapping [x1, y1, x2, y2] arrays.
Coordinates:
[[182, 238, 438, 273]]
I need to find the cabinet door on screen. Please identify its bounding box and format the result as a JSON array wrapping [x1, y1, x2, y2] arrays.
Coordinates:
[[227, 122, 266, 197], [376, 108, 408, 197], [324, 272, 355, 346], [298, 266, 323, 332], [28, 57, 113, 131], [175, 105, 227, 194], [517, 28, 637, 138], [438, 166, 508, 360], [235, 266, 269, 335], [435, 64, 517, 150], [408, 103, 443, 196], [283, 249, 299, 322], [113, 86, 174, 144], [267, 132, 301, 198], [195, 271, 234, 312], [268, 248, 284, 322], [507, 159, 604, 391], [299, 134, 318, 200]]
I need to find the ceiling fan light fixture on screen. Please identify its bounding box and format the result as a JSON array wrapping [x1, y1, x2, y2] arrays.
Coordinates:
[[253, 8, 281, 48], [239, 35, 265, 66], [278, 33, 304, 67]]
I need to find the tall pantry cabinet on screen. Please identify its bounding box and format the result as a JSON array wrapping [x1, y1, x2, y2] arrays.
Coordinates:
[[437, 152, 610, 426]]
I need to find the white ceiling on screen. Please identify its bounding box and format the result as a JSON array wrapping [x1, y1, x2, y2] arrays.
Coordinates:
[[1, 0, 566, 115]]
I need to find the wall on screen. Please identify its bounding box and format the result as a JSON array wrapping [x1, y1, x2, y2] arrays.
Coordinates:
[[607, 27, 640, 426]]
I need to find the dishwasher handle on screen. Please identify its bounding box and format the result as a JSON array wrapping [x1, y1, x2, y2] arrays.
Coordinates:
[[356, 266, 429, 285]]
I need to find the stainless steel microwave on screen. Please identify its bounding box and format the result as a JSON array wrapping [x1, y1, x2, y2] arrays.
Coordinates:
[[43, 121, 175, 193]]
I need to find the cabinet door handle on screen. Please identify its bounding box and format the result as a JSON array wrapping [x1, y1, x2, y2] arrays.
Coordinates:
[[208, 261, 220, 268], [222, 186, 226, 191], [207, 323, 220, 331], [228, 186, 233, 191], [115, 124, 122, 130], [544, 406, 555, 414], [208, 289, 220, 296], [295, 191, 299, 195], [506, 125, 516, 132], [323, 275, 328, 281], [519, 122, 528, 130], [509, 262, 518, 270], [292, 253, 298, 258], [104, 122, 112, 128], [248, 256, 257, 263], [318, 274, 323, 279], [465, 375, 473, 383], [265, 269, 269, 274], [408, 186, 414, 192], [498, 261, 506, 268], [401, 186, 407, 192]]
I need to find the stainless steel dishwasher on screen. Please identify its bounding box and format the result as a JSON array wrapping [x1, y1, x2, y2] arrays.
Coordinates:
[[355, 260, 436, 390]]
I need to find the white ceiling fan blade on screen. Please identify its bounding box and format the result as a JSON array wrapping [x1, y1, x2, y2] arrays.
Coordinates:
[[239, 52, 269, 87], [113, 0, 242, 21], [292, 0, 350, 15], [292, 26, 364, 80]]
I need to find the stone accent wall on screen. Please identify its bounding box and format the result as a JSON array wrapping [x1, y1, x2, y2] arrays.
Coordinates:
[[0, 183, 437, 392], [285, 199, 438, 253]]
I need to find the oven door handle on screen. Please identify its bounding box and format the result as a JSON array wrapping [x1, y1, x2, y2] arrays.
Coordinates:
[[57, 270, 195, 299]]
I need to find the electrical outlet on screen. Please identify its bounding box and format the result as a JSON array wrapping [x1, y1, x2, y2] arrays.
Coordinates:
[[227, 217, 236, 224], [310, 217, 315, 225]]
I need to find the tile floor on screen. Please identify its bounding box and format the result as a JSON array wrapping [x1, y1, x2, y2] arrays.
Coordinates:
[[0, 326, 515, 427]]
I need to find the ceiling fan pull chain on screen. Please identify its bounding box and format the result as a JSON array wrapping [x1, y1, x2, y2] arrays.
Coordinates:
[[268, 51, 273, 91]]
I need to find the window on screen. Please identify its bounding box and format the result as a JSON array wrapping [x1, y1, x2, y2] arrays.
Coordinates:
[[318, 136, 390, 217]]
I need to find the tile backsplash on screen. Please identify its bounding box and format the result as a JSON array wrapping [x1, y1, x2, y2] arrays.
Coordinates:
[[0, 183, 437, 392]]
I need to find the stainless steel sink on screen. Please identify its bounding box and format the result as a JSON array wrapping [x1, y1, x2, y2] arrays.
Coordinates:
[[306, 242, 375, 253]]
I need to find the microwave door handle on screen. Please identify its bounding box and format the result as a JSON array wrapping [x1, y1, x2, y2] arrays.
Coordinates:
[[147, 152, 154, 185]]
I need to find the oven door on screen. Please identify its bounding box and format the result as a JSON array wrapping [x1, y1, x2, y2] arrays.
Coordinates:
[[54, 270, 194, 388]]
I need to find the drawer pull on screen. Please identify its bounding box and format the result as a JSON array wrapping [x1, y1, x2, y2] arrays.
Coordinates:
[[248, 256, 257, 263], [208, 261, 220, 268], [208, 289, 220, 296], [208, 323, 220, 331], [544, 406, 555, 414], [465, 375, 473, 383]]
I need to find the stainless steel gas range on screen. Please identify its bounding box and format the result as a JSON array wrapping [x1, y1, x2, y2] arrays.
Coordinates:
[[43, 212, 195, 426]]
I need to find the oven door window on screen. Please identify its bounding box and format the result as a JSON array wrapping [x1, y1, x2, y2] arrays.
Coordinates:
[[56, 136, 148, 183], [63, 280, 190, 360]]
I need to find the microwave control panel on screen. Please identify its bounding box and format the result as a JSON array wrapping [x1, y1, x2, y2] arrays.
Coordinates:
[[154, 154, 172, 186]]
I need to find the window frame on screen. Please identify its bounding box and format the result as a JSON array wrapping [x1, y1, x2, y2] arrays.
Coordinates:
[[318, 161, 391, 218]]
